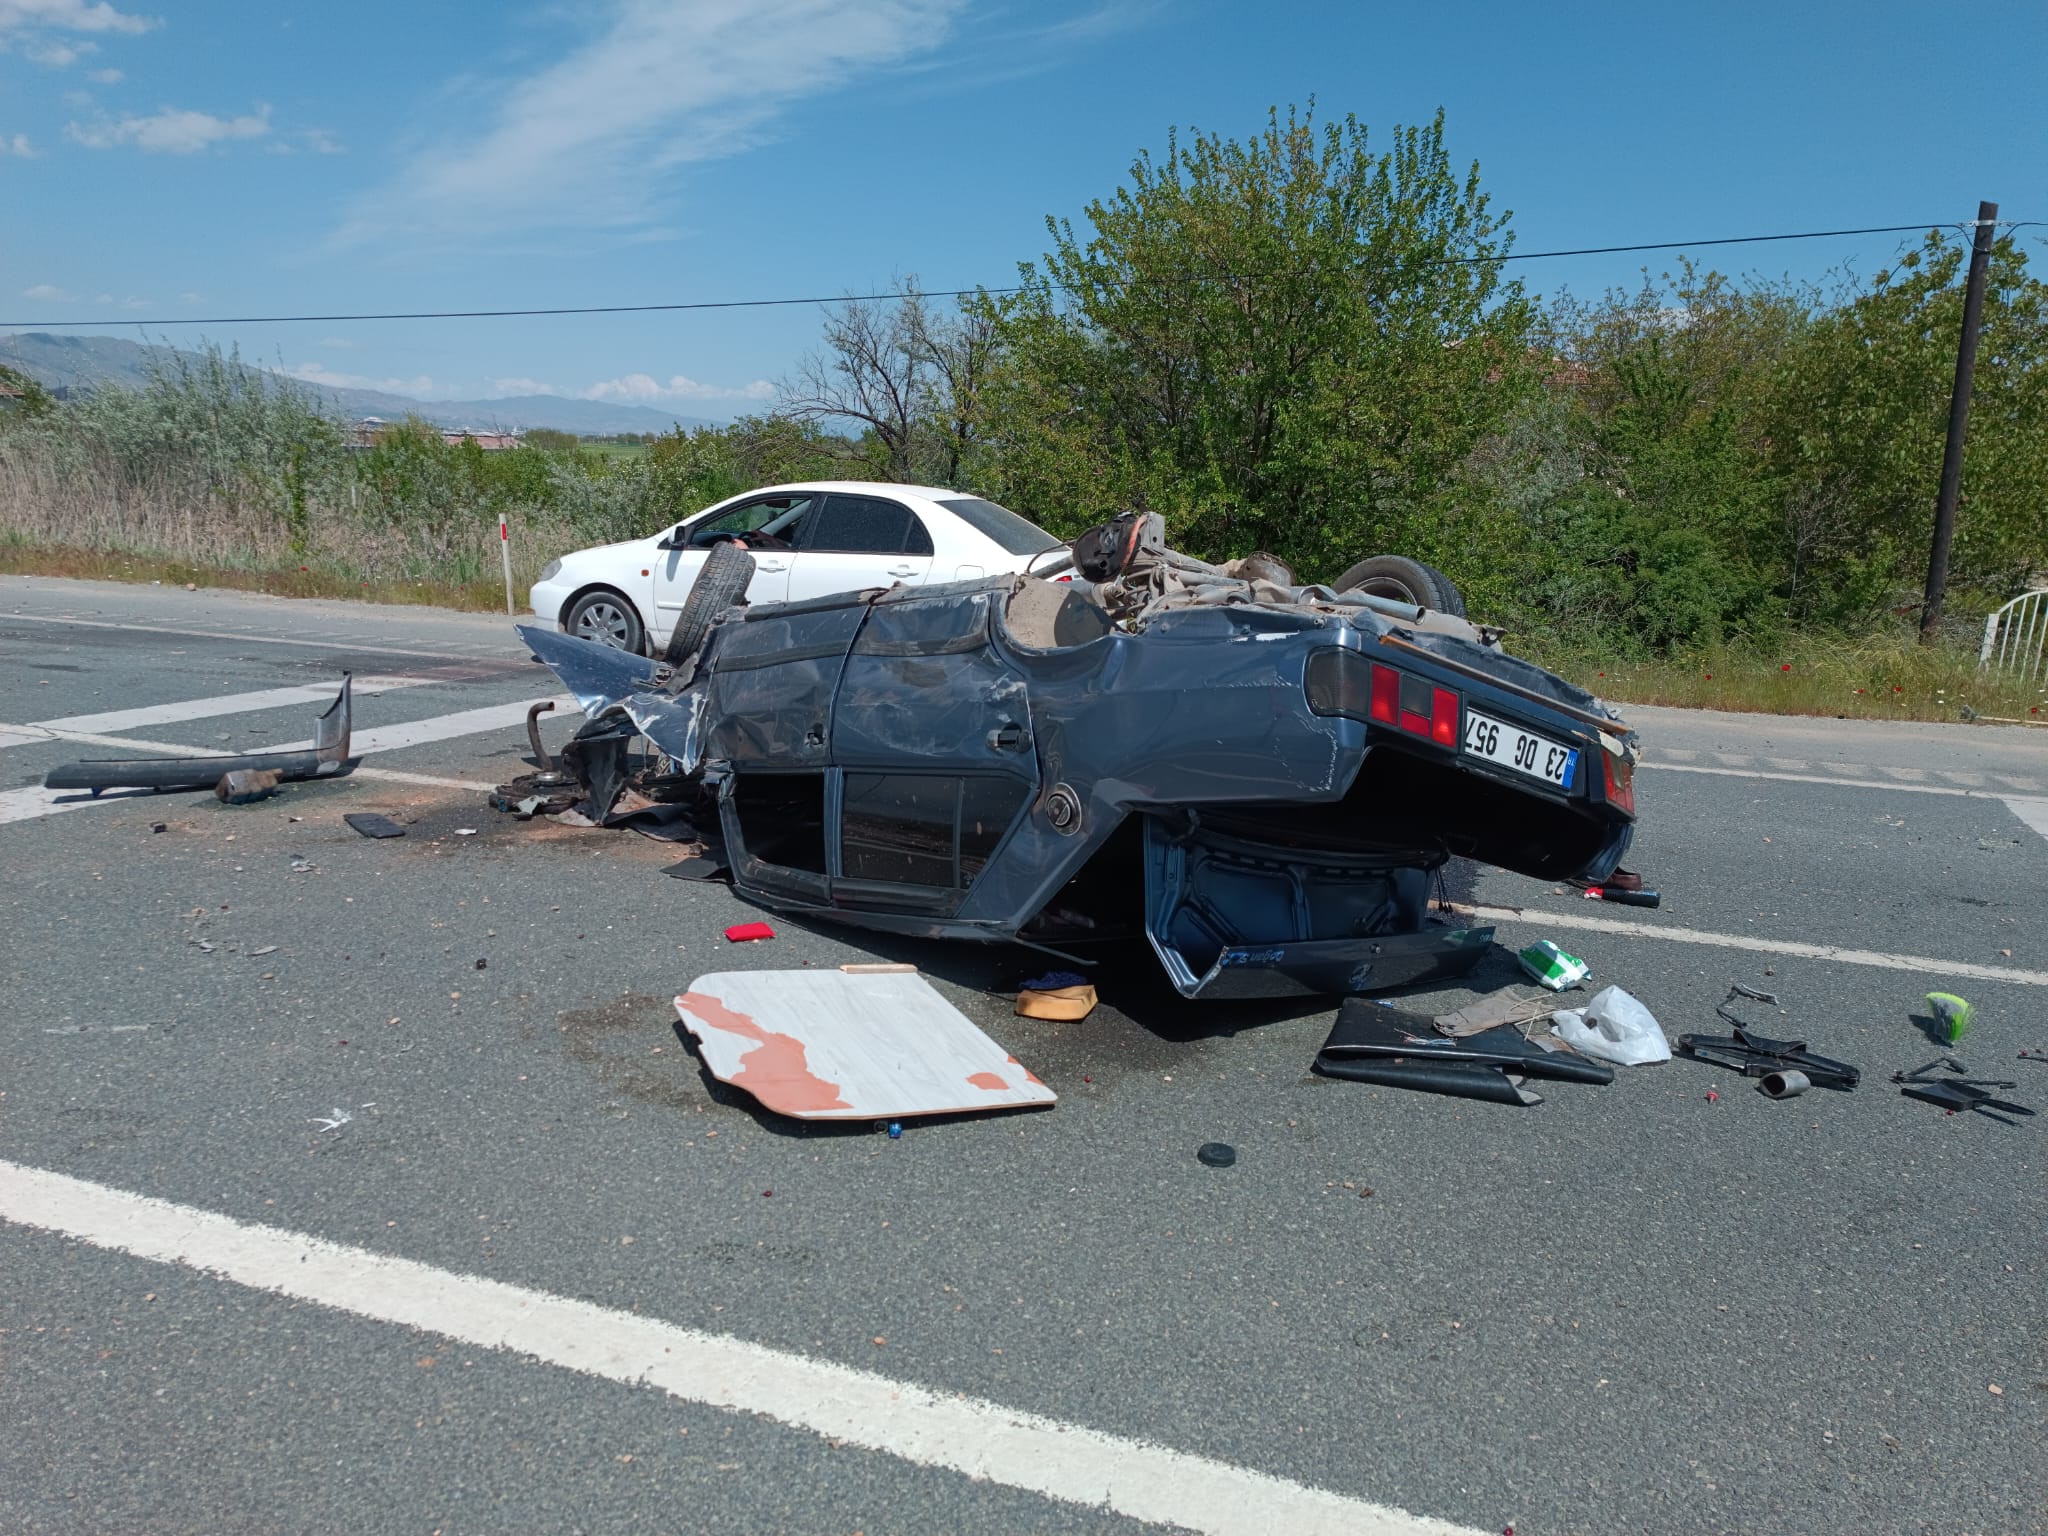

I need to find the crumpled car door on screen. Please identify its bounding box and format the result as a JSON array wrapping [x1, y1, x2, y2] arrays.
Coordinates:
[[828, 584, 1038, 917]]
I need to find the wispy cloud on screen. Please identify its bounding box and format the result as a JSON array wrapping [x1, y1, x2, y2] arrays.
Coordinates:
[[84, 64, 119, 81], [93, 292, 147, 308], [0, 1, 156, 36], [67, 103, 271, 153], [581, 372, 775, 403], [24, 35, 92, 64], [1, 131, 38, 157], [21, 282, 73, 300], [283, 361, 436, 396], [337, 0, 963, 247]]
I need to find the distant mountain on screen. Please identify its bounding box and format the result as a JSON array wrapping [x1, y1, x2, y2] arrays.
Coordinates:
[[0, 332, 718, 436]]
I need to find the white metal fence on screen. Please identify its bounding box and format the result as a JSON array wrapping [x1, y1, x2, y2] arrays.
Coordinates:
[[1980, 588, 2048, 683]]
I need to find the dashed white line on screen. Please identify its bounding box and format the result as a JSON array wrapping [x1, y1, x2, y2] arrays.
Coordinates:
[[1462, 904, 2048, 987], [1644, 760, 2048, 805], [23, 676, 431, 736], [0, 1161, 1480, 1536]]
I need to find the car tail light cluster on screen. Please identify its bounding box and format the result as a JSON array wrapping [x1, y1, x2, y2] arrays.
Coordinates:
[[1602, 747, 1636, 814], [1307, 650, 1459, 746]]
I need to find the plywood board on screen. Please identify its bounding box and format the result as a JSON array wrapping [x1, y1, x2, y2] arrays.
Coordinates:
[[674, 971, 1057, 1121]]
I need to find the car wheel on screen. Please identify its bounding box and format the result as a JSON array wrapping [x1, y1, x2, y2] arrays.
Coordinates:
[[565, 589, 645, 652], [1332, 555, 1461, 615], [1415, 561, 1466, 618], [663, 538, 756, 665]]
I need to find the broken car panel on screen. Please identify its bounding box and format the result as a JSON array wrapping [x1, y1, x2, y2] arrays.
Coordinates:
[[521, 527, 1639, 999], [43, 677, 355, 795]]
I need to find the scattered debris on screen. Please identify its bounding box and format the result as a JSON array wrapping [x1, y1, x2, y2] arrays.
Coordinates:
[[1578, 884, 1661, 908], [1315, 1000, 1613, 1106], [1925, 992, 1975, 1044], [1550, 986, 1670, 1066], [673, 970, 1056, 1121], [840, 962, 916, 974], [1016, 970, 1097, 1021], [723, 921, 774, 943], [453, 827, 478, 837], [1893, 1057, 2034, 1122], [1434, 988, 1554, 1038], [1196, 1142, 1237, 1168], [288, 853, 315, 873], [344, 812, 407, 839], [1517, 940, 1590, 992], [150, 822, 167, 834], [217, 768, 282, 804], [248, 945, 277, 957], [662, 852, 727, 881], [46, 677, 354, 796], [1675, 985, 1859, 1090], [550, 809, 597, 828], [311, 1108, 353, 1132]]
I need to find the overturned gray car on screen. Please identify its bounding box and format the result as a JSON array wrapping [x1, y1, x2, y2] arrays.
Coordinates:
[[521, 518, 1640, 999]]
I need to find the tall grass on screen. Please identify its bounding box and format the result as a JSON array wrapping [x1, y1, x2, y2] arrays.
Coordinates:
[[0, 343, 677, 598]]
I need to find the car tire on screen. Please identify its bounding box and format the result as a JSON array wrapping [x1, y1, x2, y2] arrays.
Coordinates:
[[1332, 554, 1463, 615], [663, 538, 755, 665], [1415, 561, 1467, 618], [564, 588, 646, 653]]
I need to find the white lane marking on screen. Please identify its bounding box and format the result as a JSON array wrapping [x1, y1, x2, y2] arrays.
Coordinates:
[[0, 1162, 1478, 1536], [1462, 904, 2048, 987], [25, 676, 430, 735], [255, 695, 576, 755], [0, 610, 510, 662], [0, 699, 567, 824], [2007, 797, 2048, 844], [1644, 760, 2048, 805], [0, 726, 43, 749]]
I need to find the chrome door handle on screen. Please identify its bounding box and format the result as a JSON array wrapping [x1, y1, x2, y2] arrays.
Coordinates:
[[987, 721, 1028, 751], [755, 557, 788, 572], [886, 564, 917, 578]]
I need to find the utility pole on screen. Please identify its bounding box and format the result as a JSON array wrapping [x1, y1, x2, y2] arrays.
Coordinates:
[[1919, 199, 1998, 641]]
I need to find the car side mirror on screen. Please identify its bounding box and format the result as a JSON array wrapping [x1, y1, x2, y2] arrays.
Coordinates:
[[656, 530, 684, 551]]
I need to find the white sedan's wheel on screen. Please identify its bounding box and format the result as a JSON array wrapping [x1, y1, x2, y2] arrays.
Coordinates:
[[565, 590, 644, 652]]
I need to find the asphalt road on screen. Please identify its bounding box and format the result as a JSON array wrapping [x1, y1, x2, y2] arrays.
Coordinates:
[[2, 575, 2043, 1536]]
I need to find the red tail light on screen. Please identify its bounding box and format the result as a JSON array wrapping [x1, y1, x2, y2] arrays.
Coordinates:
[[1304, 652, 1460, 747], [1430, 687, 1460, 746], [1369, 664, 1398, 724], [1602, 749, 1635, 814]]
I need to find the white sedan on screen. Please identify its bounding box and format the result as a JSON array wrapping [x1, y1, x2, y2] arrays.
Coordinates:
[[530, 481, 1072, 654]]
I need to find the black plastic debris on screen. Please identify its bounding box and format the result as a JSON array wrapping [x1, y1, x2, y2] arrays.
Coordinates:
[[48, 677, 354, 795], [344, 813, 407, 839], [1675, 985, 1859, 1090], [1196, 1142, 1237, 1168], [1893, 1057, 2035, 1123], [663, 854, 729, 882], [1314, 1000, 1614, 1106]]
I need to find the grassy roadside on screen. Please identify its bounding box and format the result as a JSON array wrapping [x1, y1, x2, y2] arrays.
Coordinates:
[[3, 542, 2040, 726], [0, 542, 524, 614]]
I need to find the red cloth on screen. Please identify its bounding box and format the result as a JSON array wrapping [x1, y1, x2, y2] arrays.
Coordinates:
[[723, 921, 775, 942]]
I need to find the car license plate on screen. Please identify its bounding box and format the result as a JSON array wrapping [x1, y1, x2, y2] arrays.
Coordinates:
[[1462, 709, 1577, 788]]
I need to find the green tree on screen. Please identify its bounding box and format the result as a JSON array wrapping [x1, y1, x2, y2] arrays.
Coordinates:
[[970, 105, 1537, 590], [1761, 231, 2048, 623]]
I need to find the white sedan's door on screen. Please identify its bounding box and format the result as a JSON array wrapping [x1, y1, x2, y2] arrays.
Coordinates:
[[649, 492, 808, 644], [784, 494, 935, 602]]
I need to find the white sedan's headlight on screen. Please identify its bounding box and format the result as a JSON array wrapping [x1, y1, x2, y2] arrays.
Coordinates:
[[539, 558, 563, 582]]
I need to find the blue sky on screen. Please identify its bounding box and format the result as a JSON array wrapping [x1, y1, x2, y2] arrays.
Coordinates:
[[2, 0, 2044, 418]]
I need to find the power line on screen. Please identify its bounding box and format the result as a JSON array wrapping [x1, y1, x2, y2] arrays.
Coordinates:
[[0, 220, 1984, 329]]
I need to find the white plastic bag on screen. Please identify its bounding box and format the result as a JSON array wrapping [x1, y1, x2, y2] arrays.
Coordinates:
[[1551, 985, 1670, 1066]]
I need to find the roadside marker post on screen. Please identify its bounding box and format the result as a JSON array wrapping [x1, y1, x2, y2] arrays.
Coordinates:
[[499, 513, 516, 616]]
